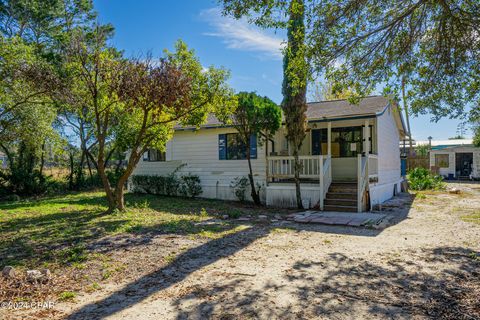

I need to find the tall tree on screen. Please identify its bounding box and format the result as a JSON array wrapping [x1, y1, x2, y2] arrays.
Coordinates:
[[310, 0, 479, 120], [221, 0, 310, 208], [231, 92, 281, 205], [57, 29, 236, 212], [282, 0, 308, 209], [0, 0, 100, 193], [309, 80, 353, 102]]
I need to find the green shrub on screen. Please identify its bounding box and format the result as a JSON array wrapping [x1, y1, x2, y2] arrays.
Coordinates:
[[230, 176, 249, 202], [407, 167, 445, 190], [179, 174, 202, 198], [131, 167, 202, 198]]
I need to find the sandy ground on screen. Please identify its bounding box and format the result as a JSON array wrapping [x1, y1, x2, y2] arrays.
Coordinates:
[[7, 183, 480, 319]]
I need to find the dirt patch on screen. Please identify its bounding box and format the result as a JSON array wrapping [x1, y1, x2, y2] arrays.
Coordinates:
[[4, 183, 480, 319]]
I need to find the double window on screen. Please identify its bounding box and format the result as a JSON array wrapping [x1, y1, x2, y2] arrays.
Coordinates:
[[143, 149, 166, 162], [312, 126, 372, 157], [219, 133, 257, 160]]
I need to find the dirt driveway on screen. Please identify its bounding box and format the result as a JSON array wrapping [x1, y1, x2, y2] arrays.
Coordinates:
[[26, 183, 480, 319]]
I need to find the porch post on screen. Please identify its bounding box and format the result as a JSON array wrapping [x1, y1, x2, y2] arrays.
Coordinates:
[[363, 120, 370, 155], [319, 155, 324, 210], [327, 122, 331, 156]]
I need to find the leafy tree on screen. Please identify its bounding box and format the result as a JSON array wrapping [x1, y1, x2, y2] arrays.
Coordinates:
[[231, 92, 281, 205], [309, 80, 353, 102], [221, 0, 309, 208], [310, 0, 480, 121], [56, 29, 236, 212], [0, 0, 100, 194], [282, 0, 308, 209], [415, 144, 429, 157]]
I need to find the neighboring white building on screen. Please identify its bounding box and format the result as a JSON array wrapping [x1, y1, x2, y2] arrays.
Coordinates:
[[131, 96, 408, 212], [428, 140, 480, 179]]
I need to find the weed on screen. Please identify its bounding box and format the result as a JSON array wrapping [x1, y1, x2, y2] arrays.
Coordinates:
[[164, 252, 177, 264], [199, 208, 209, 217], [58, 291, 76, 301]]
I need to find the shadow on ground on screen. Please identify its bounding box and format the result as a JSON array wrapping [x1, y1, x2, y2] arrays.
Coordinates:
[[64, 192, 444, 320], [169, 246, 479, 319]]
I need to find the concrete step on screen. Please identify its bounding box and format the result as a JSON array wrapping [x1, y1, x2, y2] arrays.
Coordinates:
[[325, 198, 357, 206], [324, 204, 358, 212], [326, 192, 357, 200]]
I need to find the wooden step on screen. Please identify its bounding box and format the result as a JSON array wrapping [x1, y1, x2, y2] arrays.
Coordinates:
[[328, 185, 357, 193], [325, 198, 357, 206], [324, 204, 358, 212], [326, 192, 356, 200]]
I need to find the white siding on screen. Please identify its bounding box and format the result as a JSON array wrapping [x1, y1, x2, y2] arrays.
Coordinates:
[[370, 106, 402, 206], [429, 151, 455, 176], [132, 127, 267, 202]]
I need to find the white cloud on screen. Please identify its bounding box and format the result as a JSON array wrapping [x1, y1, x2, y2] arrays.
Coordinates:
[[200, 8, 284, 60]]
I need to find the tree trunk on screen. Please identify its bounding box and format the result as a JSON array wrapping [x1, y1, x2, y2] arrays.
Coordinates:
[[402, 76, 413, 155], [281, 0, 307, 209], [111, 150, 141, 211], [292, 148, 303, 209], [68, 152, 75, 190], [96, 156, 116, 212], [246, 146, 261, 205], [39, 140, 46, 177]]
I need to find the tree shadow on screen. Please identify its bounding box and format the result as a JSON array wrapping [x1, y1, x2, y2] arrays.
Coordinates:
[[169, 246, 479, 319], [65, 193, 424, 320], [66, 225, 272, 319]]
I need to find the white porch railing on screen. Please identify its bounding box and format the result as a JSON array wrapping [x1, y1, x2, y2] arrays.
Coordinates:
[[357, 154, 368, 212], [267, 155, 322, 179], [319, 155, 332, 210], [357, 153, 378, 212], [368, 154, 378, 180], [267, 155, 332, 209]]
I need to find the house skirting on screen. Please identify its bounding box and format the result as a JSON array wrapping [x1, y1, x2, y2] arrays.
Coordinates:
[[266, 184, 321, 208], [369, 179, 403, 208]]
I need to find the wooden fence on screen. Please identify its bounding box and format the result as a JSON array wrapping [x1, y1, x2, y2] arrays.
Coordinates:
[[406, 156, 429, 170]]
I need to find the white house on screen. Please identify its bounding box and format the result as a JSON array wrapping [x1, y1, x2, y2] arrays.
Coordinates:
[[131, 96, 408, 212], [427, 139, 480, 179]]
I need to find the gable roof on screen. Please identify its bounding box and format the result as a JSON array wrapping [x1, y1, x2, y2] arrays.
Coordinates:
[[176, 95, 402, 131]]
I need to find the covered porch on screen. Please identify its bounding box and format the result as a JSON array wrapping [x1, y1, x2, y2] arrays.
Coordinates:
[[265, 119, 379, 212]]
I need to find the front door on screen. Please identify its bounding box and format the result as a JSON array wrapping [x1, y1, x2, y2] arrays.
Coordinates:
[[455, 153, 473, 177]]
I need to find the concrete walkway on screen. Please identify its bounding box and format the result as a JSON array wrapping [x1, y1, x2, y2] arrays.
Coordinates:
[[291, 210, 388, 228]]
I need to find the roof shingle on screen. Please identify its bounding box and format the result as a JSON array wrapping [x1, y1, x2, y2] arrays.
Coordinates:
[[176, 95, 391, 129]]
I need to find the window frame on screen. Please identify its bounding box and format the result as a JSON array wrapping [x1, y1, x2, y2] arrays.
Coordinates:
[[435, 154, 449, 168], [312, 126, 372, 157], [143, 149, 166, 162], [219, 133, 257, 160]]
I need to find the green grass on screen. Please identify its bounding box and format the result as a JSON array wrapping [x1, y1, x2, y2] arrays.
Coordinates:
[[0, 191, 263, 268], [58, 291, 76, 301], [461, 211, 480, 225]]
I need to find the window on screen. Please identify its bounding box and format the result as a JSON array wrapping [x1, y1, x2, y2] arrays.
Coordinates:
[[312, 126, 372, 157], [435, 154, 449, 168], [143, 149, 166, 162], [219, 133, 257, 160]]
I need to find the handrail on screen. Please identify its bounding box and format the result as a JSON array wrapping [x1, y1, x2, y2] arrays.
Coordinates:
[[319, 155, 332, 210], [367, 153, 379, 180], [357, 154, 369, 212]]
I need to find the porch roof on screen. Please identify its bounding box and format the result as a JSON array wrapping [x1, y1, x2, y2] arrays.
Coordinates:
[[305, 95, 389, 121], [175, 95, 392, 130]]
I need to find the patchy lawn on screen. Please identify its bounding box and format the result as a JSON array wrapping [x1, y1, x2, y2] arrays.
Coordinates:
[[0, 191, 282, 314], [1, 184, 480, 320]]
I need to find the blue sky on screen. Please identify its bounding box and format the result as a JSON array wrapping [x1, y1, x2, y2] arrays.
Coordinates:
[[93, 0, 470, 140]]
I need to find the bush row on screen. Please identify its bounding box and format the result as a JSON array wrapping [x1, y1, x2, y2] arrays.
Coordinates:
[[131, 172, 202, 198]]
